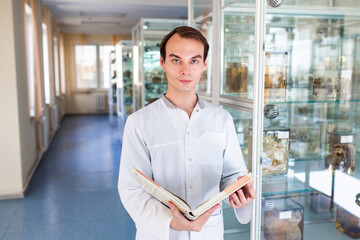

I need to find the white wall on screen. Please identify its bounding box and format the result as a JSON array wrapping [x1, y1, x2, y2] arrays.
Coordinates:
[[13, 0, 40, 193], [0, 0, 45, 199], [0, 0, 24, 197]]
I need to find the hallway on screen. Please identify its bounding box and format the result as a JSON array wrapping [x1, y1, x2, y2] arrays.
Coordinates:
[[0, 115, 136, 240]]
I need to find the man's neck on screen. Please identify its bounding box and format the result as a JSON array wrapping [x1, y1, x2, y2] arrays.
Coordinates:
[[165, 91, 198, 118]]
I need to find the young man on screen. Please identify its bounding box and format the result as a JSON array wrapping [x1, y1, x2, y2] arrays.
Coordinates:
[[118, 26, 256, 240]]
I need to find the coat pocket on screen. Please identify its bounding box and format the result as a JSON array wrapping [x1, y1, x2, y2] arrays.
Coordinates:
[[198, 132, 226, 165], [205, 209, 224, 240]]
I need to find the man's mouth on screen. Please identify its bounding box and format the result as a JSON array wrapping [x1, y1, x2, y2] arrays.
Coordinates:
[[178, 79, 192, 84]]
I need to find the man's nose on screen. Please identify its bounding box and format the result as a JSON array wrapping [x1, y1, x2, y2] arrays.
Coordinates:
[[180, 63, 190, 75]]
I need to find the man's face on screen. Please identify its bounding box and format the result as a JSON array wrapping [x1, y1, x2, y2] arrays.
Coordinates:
[[160, 34, 207, 94]]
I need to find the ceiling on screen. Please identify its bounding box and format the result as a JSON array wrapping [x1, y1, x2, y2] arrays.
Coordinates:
[[43, 0, 188, 35]]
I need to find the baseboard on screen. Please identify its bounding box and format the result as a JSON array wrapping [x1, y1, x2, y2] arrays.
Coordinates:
[[0, 190, 25, 200], [20, 149, 43, 199]]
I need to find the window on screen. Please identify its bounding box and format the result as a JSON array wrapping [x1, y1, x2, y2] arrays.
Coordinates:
[[59, 35, 66, 95], [42, 23, 51, 104], [25, 2, 43, 118], [74, 44, 114, 89], [53, 37, 60, 96], [25, 4, 36, 117]]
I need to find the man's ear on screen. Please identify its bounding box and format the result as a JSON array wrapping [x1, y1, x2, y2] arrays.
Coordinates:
[[160, 57, 166, 71], [202, 59, 207, 71]]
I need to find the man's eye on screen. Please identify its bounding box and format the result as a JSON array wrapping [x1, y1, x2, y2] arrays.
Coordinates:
[[191, 60, 199, 64], [173, 59, 180, 63]]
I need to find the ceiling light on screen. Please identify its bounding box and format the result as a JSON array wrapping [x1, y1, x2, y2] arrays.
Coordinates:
[[79, 11, 127, 18], [81, 21, 121, 26]]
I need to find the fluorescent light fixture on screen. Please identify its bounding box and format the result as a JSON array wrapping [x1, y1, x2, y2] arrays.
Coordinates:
[[80, 11, 127, 18], [81, 21, 121, 26]]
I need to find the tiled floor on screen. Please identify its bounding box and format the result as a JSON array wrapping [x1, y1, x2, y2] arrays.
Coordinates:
[[0, 115, 136, 240]]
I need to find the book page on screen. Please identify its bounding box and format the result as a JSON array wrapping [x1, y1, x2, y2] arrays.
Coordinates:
[[189, 173, 255, 219], [186, 192, 227, 220], [130, 167, 191, 213], [160, 188, 191, 213]]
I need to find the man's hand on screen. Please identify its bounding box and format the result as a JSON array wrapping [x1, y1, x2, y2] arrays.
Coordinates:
[[229, 179, 256, 208], [168, 201, 219, 232]]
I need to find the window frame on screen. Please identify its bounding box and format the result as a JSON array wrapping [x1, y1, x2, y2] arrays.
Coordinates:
[[53, 36, 61, 97], [24, 3, 36, 117], [42, 22, 51, 104], [73, 43, 115, 91]]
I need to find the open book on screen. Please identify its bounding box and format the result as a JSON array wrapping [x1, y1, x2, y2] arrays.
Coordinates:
[[130, 167, 255, 220]]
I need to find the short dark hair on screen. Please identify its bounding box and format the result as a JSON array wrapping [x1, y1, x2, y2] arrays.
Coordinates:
[[160, 26, 209, 62]]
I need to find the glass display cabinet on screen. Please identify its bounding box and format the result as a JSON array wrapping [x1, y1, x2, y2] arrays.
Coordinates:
[[108, 50, 117, 126], [190, 0, 360, 239], [115, 40, 133, 139], [132, 18, 187, 111]]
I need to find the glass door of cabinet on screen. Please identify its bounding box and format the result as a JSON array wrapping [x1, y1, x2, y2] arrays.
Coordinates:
[[259, 1, 360, 240], [221, 1, 258, 239], [116, 40, 133, 140]]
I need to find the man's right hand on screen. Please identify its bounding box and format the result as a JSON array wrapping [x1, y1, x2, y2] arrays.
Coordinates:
[[168, 201, 219, 232]]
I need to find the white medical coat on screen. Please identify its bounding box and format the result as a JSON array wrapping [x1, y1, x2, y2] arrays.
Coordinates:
[[118, 95, 252, 240]]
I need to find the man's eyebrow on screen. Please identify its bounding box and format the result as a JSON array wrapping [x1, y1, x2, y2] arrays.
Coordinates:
[[191, 54, 203, 59], [169, 54, 181, 59], [168, 53, 203, 59]]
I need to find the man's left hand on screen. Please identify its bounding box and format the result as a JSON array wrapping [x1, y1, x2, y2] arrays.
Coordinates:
[[229, 179, 256, 208]]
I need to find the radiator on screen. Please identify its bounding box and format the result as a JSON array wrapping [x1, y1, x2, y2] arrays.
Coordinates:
[[49, 105, 58, 131], [36, 116, 49, 152], [56, 96, 66, 123], [94, 94, 106, 111]]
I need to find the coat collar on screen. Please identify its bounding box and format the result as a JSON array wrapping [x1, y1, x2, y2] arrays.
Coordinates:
[[161, 93, 205, 110]]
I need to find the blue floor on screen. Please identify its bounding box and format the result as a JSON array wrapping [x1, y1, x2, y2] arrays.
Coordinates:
[[0, 115, 136, 240]]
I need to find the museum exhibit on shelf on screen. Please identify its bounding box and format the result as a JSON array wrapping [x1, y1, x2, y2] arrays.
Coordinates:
[[189, 0, 360, 239]]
